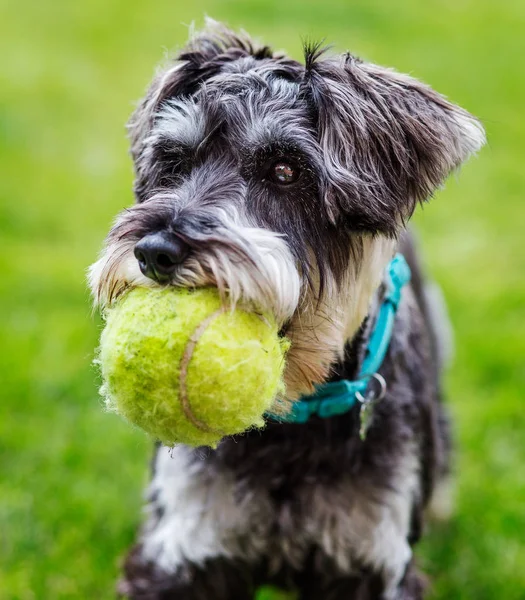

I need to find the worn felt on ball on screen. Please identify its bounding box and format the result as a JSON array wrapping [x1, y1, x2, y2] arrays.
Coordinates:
[[97, 287, 288, 447]]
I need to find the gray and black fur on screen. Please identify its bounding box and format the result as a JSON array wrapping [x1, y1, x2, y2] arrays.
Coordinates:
[[89, 20, 484, 600]]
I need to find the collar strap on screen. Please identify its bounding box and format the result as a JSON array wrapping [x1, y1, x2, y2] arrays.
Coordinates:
[[268, 253, 411, 424]]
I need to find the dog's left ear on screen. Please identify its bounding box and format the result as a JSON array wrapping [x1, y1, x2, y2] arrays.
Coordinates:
[[305, 51, 485, 232]]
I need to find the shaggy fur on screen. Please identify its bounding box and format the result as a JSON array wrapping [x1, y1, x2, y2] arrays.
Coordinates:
[[89, 20, 484, 599]]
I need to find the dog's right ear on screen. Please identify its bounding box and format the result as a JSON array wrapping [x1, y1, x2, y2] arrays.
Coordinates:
[[128, 20, 273, 200]]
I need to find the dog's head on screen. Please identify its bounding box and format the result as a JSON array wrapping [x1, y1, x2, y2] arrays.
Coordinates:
[[89, 20, 484, 401]]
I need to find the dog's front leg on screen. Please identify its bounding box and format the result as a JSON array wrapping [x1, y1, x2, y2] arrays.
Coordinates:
[[295, 561, 425, 600], [118, 445, 270, 599], [119, 545, 260, 600]]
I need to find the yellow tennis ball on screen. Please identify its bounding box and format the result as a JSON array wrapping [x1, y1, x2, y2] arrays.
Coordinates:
[[97, 287, 289, 448]]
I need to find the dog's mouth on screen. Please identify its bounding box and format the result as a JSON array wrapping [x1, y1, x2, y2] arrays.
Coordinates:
[[278, 321, 292, 338]]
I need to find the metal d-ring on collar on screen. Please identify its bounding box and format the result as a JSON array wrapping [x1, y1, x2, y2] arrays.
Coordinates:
[[355, 372, 387, 440], [266, 254, 411, 428], [355, 372, 387, 405]]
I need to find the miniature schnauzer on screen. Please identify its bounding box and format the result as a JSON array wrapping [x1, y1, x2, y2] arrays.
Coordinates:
[[89, 20, 484, 600]]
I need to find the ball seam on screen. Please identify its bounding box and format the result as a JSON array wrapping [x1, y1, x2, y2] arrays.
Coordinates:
[[179, 306, 229, 435]]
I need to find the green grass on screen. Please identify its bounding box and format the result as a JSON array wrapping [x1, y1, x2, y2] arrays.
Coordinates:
[[1, 0, 524, 598]]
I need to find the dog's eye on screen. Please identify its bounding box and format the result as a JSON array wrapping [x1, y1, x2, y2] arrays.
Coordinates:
[[269, 161, 300, 185]]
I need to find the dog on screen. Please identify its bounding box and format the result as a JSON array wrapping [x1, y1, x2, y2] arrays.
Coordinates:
[[89, 20, 484, 599]]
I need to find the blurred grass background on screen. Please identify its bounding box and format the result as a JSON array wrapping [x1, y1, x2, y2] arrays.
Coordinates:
[[1, 0, 524, 598]]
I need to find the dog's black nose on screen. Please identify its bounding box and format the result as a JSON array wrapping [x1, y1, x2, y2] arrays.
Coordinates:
[[134, 232, 189, 283]]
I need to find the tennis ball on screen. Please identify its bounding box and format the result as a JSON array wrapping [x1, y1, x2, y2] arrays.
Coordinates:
[[97, 287, 289, 448]]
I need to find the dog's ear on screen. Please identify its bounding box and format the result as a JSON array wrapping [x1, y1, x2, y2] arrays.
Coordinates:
[[305, 50, 485, 233], [128, 20, 274, 200]]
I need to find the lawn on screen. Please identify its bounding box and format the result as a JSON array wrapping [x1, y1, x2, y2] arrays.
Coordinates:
[[1, 0, 524, 598]]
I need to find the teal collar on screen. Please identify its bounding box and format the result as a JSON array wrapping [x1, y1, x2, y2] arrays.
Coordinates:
[[268, 253, 411, 424]]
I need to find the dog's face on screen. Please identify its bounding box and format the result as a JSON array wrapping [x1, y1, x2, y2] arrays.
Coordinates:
[[90, 22, 484, 402]]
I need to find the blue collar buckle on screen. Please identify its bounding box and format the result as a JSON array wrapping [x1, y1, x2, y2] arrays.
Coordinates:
[[268, 253, 411, 426]]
